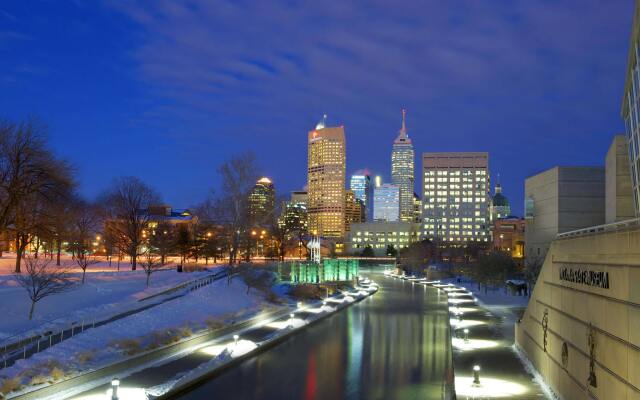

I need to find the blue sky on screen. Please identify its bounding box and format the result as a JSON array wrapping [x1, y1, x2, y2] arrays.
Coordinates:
[[0, 0, 634, 214]]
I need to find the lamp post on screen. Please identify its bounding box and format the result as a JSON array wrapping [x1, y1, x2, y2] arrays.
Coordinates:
[[473, 365, 481, 385], [463, 328, 469, 343], [289, 313, 294, 328], [111, 378, 120, 400], [233, 334, 239, 348]]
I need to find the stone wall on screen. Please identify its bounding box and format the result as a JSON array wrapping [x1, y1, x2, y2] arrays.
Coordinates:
[[515, 224, 640, 400]]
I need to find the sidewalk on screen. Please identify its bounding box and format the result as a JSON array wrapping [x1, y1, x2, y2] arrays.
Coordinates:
[[385, 273, 553, 399]]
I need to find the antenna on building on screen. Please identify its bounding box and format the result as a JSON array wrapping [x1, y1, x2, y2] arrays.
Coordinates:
[[315, 113, 327, 130], [400, 108, 407, 137]]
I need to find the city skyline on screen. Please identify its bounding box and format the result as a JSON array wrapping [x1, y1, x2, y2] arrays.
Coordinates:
[[0, 1, 633, 215]]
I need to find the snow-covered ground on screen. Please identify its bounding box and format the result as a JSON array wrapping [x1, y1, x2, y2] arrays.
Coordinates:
[[0, 276, 271, 389], [442, 276, 530, 308], [0, 258, 215, 341]]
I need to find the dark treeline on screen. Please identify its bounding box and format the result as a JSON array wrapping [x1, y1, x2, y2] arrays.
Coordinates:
[[0, 118, 283, 278]]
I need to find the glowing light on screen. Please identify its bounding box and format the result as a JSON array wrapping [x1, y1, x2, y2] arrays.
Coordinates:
[[450, 319, 485, 329], [452, 337, 499, 351], [455, 377, 528, 398], [448, 298, 476, 304]]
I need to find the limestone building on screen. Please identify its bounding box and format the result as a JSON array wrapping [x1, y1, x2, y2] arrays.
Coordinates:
[[524, 167, 605, 261]]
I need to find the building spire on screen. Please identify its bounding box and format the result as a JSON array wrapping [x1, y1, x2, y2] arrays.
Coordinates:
[[315, 113, 328, 130], [400, 108, 407, 138]]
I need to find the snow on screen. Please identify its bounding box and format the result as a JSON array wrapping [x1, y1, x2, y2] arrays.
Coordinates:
[[441, 277, 530, 308], [0, 257, 216, 341], [0, 277, 268, 385]]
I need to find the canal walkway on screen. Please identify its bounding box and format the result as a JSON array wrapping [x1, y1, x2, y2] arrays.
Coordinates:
[[389, 273, 553, 399]]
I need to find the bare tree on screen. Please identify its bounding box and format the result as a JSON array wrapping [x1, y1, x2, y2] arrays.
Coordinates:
[[140, 251, 162, 287], [148, 222, 174, 265], [524, 254, 545, 296], [214, 153, 259, 266], [69, 200, 99, 283], [0, 120, 74, 265], [15, 256, 75, 320], [99, 177, 160, 270]]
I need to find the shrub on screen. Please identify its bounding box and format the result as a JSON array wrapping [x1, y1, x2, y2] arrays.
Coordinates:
[[204, 317, 224, 330], [29, 375, 48, 386], [265, 290, 284, 304], [110, 338, 142, 356], [289, 284, 323, 300], [178, 325, 193, 338], [50, 367, 65, 381], [76, 350, 95, 365], [0, 377, 21, 395]]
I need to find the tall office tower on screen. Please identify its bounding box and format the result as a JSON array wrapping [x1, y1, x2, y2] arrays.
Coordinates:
[[413, 193, 422, 223], [391, 109, 415, 222], [350, 174, 373, 221], [621, 5, 640, 216], [345, 190, 364, 231], [373, 184, 400, 222], [307, 116, 347, 238], [421, 152, 490, 244], [278, 191, 308, 239], [249, 177, 275, 224]]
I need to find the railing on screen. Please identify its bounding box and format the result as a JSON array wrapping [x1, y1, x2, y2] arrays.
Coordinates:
[[556, 217, 640, 239], [0, 269, 226, 370]]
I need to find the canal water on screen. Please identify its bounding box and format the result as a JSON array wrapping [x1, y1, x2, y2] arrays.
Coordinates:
[[175, 272, 453, 400]]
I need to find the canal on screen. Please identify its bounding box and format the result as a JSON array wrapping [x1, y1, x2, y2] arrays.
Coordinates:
[[175, 271, 453, 400]]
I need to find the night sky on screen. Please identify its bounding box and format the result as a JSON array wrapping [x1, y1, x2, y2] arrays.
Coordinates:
[[0, 1, 633, 215]]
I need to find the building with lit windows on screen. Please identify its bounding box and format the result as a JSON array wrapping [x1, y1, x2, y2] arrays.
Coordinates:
[[391, 109, 415, 222], [307, 116, 346, 238], [350, 173, 373, 221], [622, 4, 640, 217], [517, 8, 640, 398], [278, 191, 308, 239], [248, 177, 275, 224], [421, 152, 490, 244], [491, 216, 524, 263], [413, 193, 422, 223], [345, 190, 365, 232], [373, 184, 400, 222], [347, 221, 420, 256], [490, 182, 510, 223]]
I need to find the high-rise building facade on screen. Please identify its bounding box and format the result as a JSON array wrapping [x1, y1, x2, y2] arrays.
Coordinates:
[[622, 3, 640, 217], [421, 152, 490, 244], [350, 174, 373, 221], [278, 191, 308, 238], [373, 184, 400, 222], [345, 190, 364, 231], [307, 119, 346, 238], [391, 109, 415, 222], [249, 177, 275, 224]]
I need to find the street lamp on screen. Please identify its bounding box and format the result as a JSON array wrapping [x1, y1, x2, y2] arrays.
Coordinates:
[[111, 378, 120, 400], [473, 365, 481, 385], [289, 313, 294, 328], [233, 334, 239, 347], [463, 328, 469, 343]]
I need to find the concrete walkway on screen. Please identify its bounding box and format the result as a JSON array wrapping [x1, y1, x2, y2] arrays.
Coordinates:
[[387, 273, 552, 399]]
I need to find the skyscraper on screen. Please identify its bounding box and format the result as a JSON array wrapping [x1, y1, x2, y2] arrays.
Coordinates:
[[621, 3, 640, 217], [350, 174, 373, 221], [391, 109, 415, 222], [307, 116, 346, 238], [421, 152, 490, 244], [373, 184, 400, 222], [345, 190, 364, 231], [249, 177, 275, 224]]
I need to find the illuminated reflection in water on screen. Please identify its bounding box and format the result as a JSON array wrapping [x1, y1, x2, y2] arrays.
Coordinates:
[[176, 273, 452, 400]]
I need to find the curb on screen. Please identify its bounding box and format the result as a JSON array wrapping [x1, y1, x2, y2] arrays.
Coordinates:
[[157, 285, 378, 399]]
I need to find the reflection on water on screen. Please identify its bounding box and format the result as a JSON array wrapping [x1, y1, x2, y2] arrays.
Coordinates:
[[176, 275, 452, 400]]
